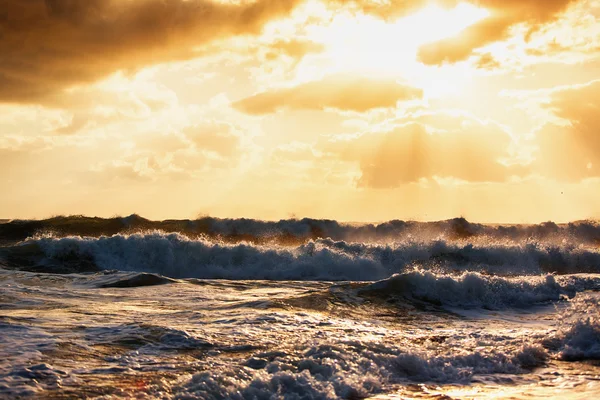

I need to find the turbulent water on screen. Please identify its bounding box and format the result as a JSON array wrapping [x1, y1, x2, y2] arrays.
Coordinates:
[[1, 216, 600, 399]]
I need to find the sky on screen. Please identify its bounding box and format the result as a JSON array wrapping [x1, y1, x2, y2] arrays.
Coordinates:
[[1, 0, 600, 223]]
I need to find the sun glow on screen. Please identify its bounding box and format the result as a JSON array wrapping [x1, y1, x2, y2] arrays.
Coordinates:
[[306, 2, 490, 85]]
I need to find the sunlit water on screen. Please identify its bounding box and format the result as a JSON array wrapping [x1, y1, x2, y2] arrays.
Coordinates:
[[1, 217, 599, 398]]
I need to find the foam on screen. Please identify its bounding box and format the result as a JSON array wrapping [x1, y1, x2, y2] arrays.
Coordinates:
[[544, 293, 600, 361], [173, 341, 549, 399], [5, 232, 598, 280], [361, 271, 567, 309]]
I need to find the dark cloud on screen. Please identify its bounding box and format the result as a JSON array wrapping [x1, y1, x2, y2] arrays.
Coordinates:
[[0, 0, 302, 104], [233, 75, 422, 114], [0, 0, 580, 104]]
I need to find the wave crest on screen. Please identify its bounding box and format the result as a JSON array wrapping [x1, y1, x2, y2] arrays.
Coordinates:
[[543, 294, 600, 360], [361, 271, 566, 309], [2, 232, 600, 280]]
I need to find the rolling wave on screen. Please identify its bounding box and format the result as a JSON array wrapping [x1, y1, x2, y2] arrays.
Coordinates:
[[360, 271, 581, 309], [543, 293, 600, 361], [2, 231, 600, 280]]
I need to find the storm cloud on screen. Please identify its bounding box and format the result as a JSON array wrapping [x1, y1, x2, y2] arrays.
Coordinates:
[[0, 0, 302, 104]]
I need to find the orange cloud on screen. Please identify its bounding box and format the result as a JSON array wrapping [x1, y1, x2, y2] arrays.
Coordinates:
[[233, 75, 422, 114], [475, 53, 501, 70], [263, 39, 325, 61], [0, 0, 302, 104], [417, 0, 577, 64], [183, 122, 242, 158], [317, 1, 580, 65], [533, 80, 600, 181], [335, 0, 579, 64], [323, 117, 524, 187], [118, 123, 246, 176]]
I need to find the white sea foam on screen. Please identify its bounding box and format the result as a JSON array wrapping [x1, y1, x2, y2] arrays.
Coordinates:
[[10, 232, 598, 280], [362, 271, 569, 309], [173, 340, 549, 399], [544, 293, 600, 361], [1, 264, 599, 399]]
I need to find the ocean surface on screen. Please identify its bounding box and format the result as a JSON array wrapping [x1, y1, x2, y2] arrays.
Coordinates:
[[1, 215, 599, 399]]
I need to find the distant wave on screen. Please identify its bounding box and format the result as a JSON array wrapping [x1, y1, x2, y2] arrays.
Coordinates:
[[2, 231, 600, 280], [2, 215, 600, 247]]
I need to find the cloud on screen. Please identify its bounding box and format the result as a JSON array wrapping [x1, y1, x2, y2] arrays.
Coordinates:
[[0, 0, 302, 104], [139, 122, 246, 174], [323, 116, 524, 188], [233, 75, 422, 114], [0, 120, 247, 187], [0, 134, 102, 187], [183, 122, 242, 158], [475, 53, 501, 70], [417, 0, 577, 65], [112, 122, 246, 177], [294, 1, 581, 66], [262, 39, 325, 61], [532, 80, 600, 181], [327, 0, 428, 20], [88, 161, 155, 183]]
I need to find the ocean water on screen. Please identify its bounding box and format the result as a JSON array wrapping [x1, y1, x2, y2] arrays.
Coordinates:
[[1, 216, 599, 399]]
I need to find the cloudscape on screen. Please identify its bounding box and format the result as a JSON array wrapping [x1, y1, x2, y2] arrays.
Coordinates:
[[1, 0, 599, 222]]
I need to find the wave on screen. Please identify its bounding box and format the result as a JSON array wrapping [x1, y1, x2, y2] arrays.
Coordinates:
[[83, 323, 212, 350], [2, 215, 600, 247], [2, 232, 600, 280], [555, 319, 600, 361], [174, 342, 549, 399], [92, 272, 177, 288], [543, 293, 600, 361], [173, 294, 600, 399], [360, 272, 569, 309]]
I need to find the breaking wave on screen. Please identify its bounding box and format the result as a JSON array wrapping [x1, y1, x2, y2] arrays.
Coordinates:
[[173, 341, 550, 399], [360, 271, 568, 309], [543, 293, 600, 361], [2, 231, 600, 280], [170, 292, 600, 398]]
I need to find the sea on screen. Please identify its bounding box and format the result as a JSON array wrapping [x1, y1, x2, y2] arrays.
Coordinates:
[[0, 215, 599, 399]]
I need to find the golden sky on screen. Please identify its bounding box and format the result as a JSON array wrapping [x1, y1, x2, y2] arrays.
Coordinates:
[[1, 0, 600, 223]]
